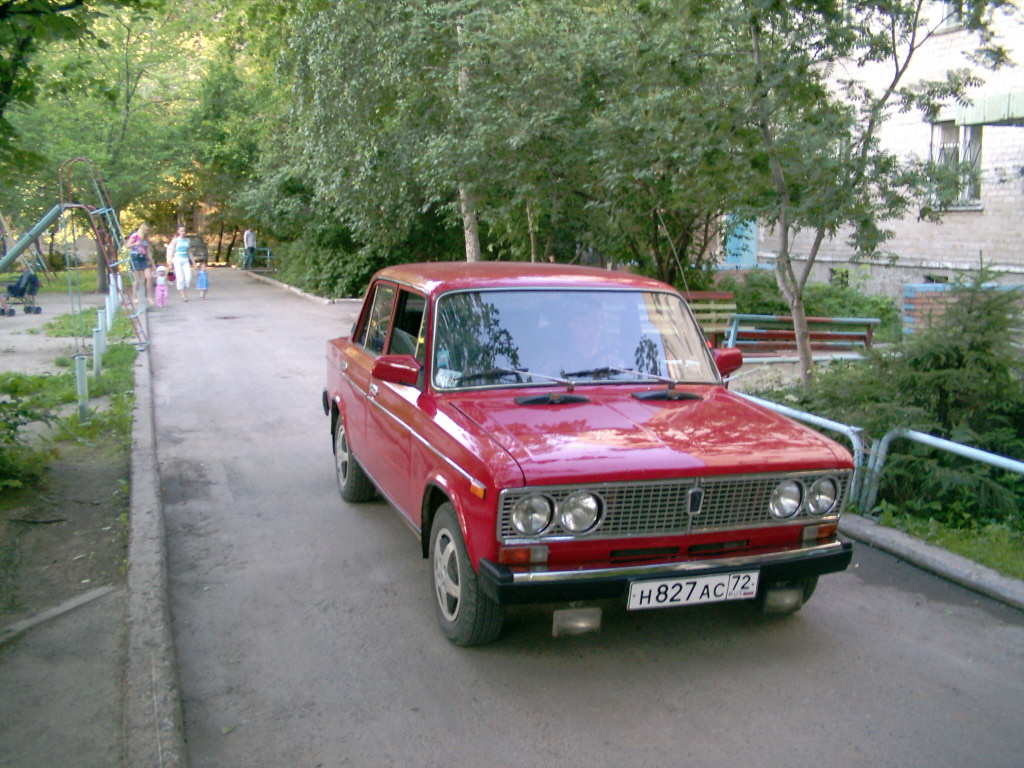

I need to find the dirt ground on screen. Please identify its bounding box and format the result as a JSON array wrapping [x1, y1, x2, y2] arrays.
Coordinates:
[[0, 293, 128, 629]]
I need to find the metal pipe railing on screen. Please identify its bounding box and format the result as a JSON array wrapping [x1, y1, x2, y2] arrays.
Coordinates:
[[860, 428, 1024, 511], [737, 393, 868, 504]]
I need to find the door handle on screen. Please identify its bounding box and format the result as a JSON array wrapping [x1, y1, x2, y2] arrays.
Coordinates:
[[368, 383, 379, 398], [339, 360, 348, 372]]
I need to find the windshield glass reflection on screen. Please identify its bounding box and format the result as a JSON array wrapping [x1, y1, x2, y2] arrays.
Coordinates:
[[432, 290, 716, 389]]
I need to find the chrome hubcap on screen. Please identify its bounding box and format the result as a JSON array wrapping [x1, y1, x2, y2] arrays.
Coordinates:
[[433, 527, 461, 621], [335, 425, 349, 484]]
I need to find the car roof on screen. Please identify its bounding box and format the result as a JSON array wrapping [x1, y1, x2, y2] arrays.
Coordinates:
[[373, 261, 676, 297]]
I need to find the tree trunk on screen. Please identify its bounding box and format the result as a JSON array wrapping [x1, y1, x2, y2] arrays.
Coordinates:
[[459, 186, 481, 262], [215, 220, 225, 262], [526, 202, 537, 262], [225, 229, 239, 265], [455, 20, 481, 263]]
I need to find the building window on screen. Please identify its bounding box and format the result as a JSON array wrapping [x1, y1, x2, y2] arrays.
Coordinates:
[[931, 121, 982, 206], [937, 1, 963, 31], [829, 268, 850, 288]]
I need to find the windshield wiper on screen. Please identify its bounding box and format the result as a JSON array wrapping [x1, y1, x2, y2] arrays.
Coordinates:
[[562, 366, 680, 386], [459, 366, 575, 390], [458, 367, 525, 385], [562, 366, 709, 391]]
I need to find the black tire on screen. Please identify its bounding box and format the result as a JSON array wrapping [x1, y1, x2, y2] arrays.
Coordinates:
[[333, 415, 376, 503], [430, 503, 504, 646], [34, 306, 42, 314]]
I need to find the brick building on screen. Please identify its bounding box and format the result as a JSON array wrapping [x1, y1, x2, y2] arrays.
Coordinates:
[[755, 2, 1024, 299]]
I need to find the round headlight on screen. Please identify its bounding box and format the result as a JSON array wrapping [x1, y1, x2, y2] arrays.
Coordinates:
[[808, 477, 839, 516], [559, 491, 602, 533], [511, 495, 553, 535], [769, 480, 803, 519]]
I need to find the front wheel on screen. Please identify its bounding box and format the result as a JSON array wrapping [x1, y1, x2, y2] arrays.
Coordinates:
[[758, 575, 818, 617], [333, 416, 375, 503], [430, 503, 504, 646]]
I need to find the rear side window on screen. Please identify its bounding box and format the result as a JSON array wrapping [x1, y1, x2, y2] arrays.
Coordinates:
[[360, 283, 396, 355], [389, 291, 427, 364]]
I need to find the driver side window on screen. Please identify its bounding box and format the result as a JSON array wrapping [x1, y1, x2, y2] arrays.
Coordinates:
[[361, 283, 396, 355]]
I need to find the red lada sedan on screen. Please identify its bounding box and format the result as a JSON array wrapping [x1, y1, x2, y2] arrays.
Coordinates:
[[323, 262, 853, 645]]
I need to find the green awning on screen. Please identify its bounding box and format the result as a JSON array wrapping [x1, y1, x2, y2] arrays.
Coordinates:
[[957, 92, 1024, 126]]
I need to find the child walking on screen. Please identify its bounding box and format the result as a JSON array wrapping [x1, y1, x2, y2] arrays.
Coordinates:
[[195, 262, 209, 299], [154, 265, 169, 307]]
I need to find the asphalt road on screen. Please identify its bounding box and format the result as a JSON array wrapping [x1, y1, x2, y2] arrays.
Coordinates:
[[152, 269, 1024, 768]]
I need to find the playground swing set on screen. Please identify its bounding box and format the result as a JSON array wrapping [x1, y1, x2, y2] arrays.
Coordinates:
[[0, 158, 147, 348]]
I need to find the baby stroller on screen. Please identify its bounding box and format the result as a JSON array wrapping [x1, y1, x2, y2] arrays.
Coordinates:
[[3, 270, 42, 316]]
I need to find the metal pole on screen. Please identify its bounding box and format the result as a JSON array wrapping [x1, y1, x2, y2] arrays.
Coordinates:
[[860, 427, 1024, 511], [92, 328, 102, 378], [74, 354, 89, 420], [96, 309, 107, 356]]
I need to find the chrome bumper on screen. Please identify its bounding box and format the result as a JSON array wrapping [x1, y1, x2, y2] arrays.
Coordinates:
[[478, 540, 853, 605]]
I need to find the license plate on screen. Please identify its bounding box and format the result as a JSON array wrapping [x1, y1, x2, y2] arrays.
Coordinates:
[[627, 570, 759, 611]]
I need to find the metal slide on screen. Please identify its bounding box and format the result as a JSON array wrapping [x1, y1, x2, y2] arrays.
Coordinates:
[[0, 203, 66, 273]]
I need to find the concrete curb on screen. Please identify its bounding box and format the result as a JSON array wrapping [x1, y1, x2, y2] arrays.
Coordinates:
[[238, 268, 362, 306], [124, 315, 189, 768], [840, 513, 1024, 611]]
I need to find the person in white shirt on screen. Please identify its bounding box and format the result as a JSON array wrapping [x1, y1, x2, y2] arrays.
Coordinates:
[[243, 228, 256, 269]]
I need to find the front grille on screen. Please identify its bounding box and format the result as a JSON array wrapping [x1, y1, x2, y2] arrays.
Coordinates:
[[498, 471, 850, 542]]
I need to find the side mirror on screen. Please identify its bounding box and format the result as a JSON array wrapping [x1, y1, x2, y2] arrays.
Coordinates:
[[712, 347, 743, 379], [372, 354, 421, 386]]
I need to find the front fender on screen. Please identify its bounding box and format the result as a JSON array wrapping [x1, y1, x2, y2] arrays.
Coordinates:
[[420, 472, 497, 570]]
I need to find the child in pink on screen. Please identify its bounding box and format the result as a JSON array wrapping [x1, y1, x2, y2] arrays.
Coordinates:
[[154, 265, 169, 307]]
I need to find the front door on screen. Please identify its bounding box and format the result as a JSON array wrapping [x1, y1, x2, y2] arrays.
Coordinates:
[[363, 289, 428, 521]]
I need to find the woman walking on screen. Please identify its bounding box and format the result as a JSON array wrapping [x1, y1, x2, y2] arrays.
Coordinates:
[[168, 226, 196, 302], [125, 223, 154, 307]]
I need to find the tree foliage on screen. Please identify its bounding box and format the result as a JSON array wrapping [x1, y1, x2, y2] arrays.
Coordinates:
[[0, 0, 155, 155], [1, 0, 1016, 306]]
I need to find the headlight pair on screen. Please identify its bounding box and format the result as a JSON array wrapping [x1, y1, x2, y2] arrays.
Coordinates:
[[510, 491, 602, 536], [769, 477, 839, 519]]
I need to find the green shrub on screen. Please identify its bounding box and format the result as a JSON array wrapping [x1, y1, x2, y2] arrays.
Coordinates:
[[716, 270, 788, 315], [0, 399, 52, 490], [760, 269, 1024, 530], [716, 269, 901, 340]]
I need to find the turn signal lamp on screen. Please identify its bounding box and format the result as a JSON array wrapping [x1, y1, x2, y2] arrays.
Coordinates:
[[498, 546, 549, 566], [802, 522, 838, 544]]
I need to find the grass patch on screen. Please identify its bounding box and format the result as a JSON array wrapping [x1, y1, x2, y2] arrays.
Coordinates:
[[0, 342, 136, 408], [53, 392, 135, 445], [43, 310, 133, 339], [0, 268, 100, 294], [878, 507, 1024, 580]]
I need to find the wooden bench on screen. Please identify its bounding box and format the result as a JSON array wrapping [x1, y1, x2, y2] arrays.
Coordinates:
[[682, 291, 737, 347], [723, 313, 880, 356]]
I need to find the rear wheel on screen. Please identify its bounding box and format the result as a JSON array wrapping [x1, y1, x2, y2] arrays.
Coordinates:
[[430, 503, 504, 646], [333, 416, 375, 502]]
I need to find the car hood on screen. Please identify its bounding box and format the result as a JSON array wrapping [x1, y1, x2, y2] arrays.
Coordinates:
[[446, 386, 851, 486]]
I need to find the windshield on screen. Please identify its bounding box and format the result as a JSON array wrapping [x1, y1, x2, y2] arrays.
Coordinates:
[[432, 289, 717, 390]]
